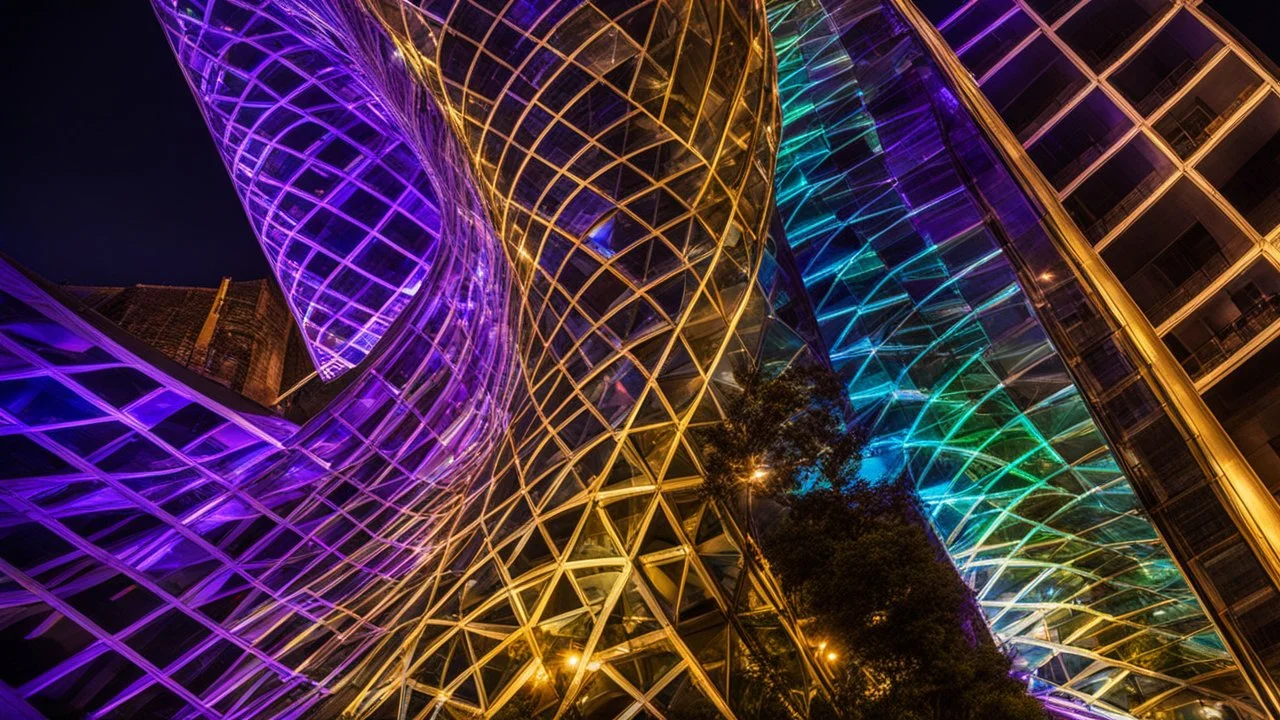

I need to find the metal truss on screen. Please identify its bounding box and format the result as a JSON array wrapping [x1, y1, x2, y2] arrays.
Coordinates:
[[153, 0, 449, 379], [0, 1, 829, 718], [766, 1, 1263, 718], [0, 1, 1271, 718]]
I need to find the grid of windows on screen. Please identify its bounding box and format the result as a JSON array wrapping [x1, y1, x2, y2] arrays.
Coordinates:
[[0, 21, 510, 712], [768, 2, 1262, 718], [343, 1, 832, 716], [153, 0, 448, 380], [7, 0, 1277, 718], [897, 0, 1280, 712], [0, 1, 831, 718], [920, 0, 1280, 492]]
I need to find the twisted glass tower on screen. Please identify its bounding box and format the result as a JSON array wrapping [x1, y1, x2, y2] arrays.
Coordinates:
[[1, 0, 1278, 718]]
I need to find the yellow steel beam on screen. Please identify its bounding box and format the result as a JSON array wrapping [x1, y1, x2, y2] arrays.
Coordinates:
[[887, 0, 1280, 711]]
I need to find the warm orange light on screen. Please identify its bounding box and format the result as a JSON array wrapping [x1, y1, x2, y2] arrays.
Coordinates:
[[826, 651, 838, 662], [566, 652, 581, 668]]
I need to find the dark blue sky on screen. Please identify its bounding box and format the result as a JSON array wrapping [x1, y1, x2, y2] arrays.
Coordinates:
[[0, 2, 266, 287], [1208, 1, 1280, 66], [1, 1, 1276, 287]]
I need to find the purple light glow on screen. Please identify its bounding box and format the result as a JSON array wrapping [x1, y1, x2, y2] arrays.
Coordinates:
[[5, 0, 1262, 718], [0, 5, 512, 706], [0, 1, 828, 717], [151, 0, 450, 380]]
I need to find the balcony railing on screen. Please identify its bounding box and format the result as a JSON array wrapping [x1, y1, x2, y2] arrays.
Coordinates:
[[1159, 84, 1258, 158], [1080, 170, 1165, 243], [1132, 50, 1221, 117], [1145, 251, 1231, 326], [1180, 295, 1280, 380], [1078, 12, 1164, 71], [1048, 135, 1122, 189], [1013, 77, 1090, 142], [1253, 203, 1280, 236]]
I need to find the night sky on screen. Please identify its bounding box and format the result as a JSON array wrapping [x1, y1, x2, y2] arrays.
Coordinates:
[[1, 2, 1277, 288], [0, 2, 266, 287]]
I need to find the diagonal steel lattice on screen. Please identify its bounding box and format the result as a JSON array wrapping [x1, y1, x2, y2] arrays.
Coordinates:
[[0, 1, 1268, 719], [766, 0, 1263, 718], [0, 1, 832, 718], [152, 0, 454, 381]]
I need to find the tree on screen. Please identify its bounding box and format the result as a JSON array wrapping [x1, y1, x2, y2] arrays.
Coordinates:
[[488, 691, 541, 720], [701, 363, 863, 503], [702, 362, 1047, 720]]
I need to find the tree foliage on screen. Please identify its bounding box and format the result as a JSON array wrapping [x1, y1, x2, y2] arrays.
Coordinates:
[[701, 364, 863, 502], [703, 363, 1047, 720]]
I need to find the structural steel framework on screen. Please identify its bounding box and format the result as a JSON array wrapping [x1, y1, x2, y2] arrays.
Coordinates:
[[767, 1, 1261, 717], [0, 1, 828, 718], [153, 0, 449, 380], [885, 0, 1280, 713], [0, 0, 1276, 719]]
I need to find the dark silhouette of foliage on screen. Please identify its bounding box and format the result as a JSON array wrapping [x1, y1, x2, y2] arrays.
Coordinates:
[[764, 478, 1046, 719], [703, 362, 1047, 720], [701, 363, 863, 503], [489, 691, 541, 720]]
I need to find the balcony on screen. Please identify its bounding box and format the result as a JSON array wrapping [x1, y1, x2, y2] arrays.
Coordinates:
[[1163, 259, 1280, 381], [1177, 298, 1280, 380], [1028, 88, 1132, 190], [983, 36, 1088, 142], [1058, 0, 1172, 72], [1145, 250, 1232, 327], [1154, 53, 1262, 159], [1063, 135, 1174, 243], [1102, 178, 1251, 325], [1203, 334, 1280, 493], [1198, 93, 1280, 235], [1111, 10, 1223, 117]]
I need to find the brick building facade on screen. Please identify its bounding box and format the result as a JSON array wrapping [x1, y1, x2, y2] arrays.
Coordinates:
[[68, 278, 307, 406]]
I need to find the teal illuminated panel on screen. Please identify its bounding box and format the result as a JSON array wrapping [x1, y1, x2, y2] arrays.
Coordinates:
[[768, 1, 1260, 717]]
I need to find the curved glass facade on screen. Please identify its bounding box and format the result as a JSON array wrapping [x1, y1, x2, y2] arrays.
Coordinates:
[[153, 0, 448, 379], [0, 1, 827, 718], [768, 0, 1262, 717], [0, 1, 1277, 718]]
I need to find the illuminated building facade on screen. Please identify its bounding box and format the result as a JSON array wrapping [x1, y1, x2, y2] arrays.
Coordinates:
[[0, 0, 1278, 719], [766, 2, 1270, 717], [67, 278, 304, 407], [0, 1, 827, 718], [878, 0, 1280, 715], [763, 0, 1280, 716], [151, 0, 450, 381]]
